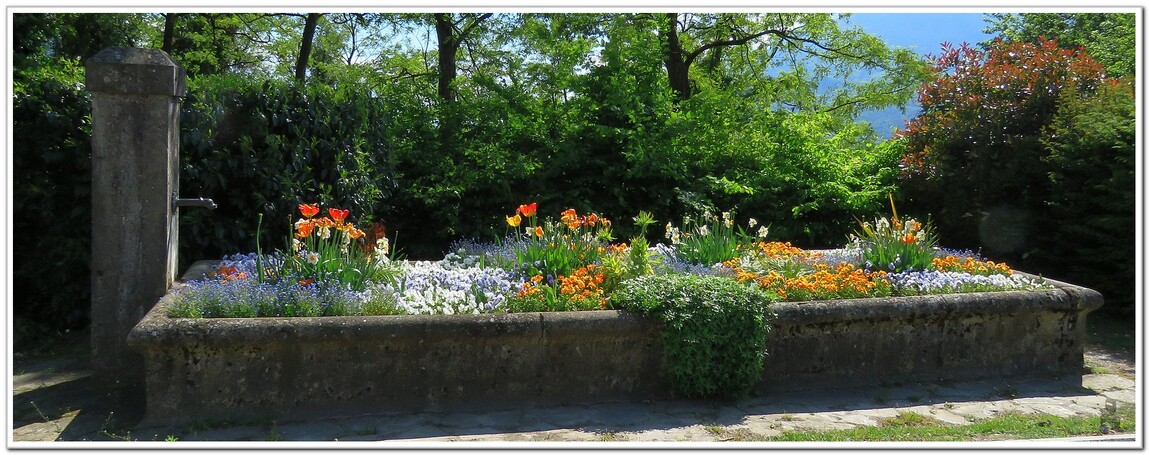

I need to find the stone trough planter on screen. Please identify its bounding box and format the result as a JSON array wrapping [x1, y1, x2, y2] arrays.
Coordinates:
[[128, 261, 1102, 426]]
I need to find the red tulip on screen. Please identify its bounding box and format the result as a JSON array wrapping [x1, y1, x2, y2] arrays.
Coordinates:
[[299, 203, 320, 218], [518, 202, 538, 218], [328, 208, 349, 223]]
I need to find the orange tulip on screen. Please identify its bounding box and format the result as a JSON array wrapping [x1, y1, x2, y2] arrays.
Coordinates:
[[296, 221, 315, 239], [534, 226, 544, 238], [518, 202, 538, 218]]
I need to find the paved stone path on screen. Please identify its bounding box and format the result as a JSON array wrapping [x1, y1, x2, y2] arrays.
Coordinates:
[[11, 343, 1138, 446], [160, 372, 1135, 444]]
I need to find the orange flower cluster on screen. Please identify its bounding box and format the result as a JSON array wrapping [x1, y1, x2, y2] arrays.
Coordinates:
[[515, 266, 607, 309], [516, 274, 546, 298], [932, 255, 1013, 276], [560, 208, 609, 230], [295, 204, 365, 240], [730, 262, 890, 302], [208, 264, 248, 283], [556, 265, 607, 308], [754, 241, 813, 259]]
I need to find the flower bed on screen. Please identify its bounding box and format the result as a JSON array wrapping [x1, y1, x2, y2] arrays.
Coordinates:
[[128, 202, 1103, 426]]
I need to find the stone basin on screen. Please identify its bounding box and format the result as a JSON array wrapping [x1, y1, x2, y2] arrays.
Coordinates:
[[128, 260, 1102, 426]]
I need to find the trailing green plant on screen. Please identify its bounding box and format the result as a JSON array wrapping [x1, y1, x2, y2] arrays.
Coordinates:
[[612, 274, 775, 399]]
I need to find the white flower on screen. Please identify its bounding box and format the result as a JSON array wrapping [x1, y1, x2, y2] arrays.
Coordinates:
[[748, 218, 758, 228], [376, 238, 390, 256], [305, 251, 320, 265], [698, 225, 710, 236], [875, 217, 890, 233], [318, 226, 331, 239], [757, 226, 769, 239], [292, 238, 302, 251]]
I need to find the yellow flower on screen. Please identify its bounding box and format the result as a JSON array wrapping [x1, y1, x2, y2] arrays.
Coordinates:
[[506, 214, 522, 227], [534, 226, 544, 238]]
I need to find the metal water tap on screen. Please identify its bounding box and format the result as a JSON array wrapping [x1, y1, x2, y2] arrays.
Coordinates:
[[172, 192, 217, 211]]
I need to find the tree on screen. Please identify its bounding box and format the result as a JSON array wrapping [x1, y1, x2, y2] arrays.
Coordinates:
[[295, 13, 322, 81], [433, 13, 493, 102], [149, 13, 282, 77], [655, 12, 929, 121], [898, 38, 1109, 255], [1038, 81, 1136, 312], [983, 12, 1136, 77]]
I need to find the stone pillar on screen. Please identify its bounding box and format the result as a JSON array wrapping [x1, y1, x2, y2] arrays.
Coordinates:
[[87, 48, 186, 388]]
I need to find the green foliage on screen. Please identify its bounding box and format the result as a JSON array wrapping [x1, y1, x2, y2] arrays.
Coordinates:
[[626, 211, 657, 278], [898, 35, 1133, 311], [984, 12, 1136, 77], [12, 12, 147, 338], [613, 274, 775, 399], [11, 57, 93, 337], [665, 210, 761, 266], [13, 13, 145, 67], [178, 74, 395, 271], [11, 12, 957, 333], [1036, 81, 1135, 311]]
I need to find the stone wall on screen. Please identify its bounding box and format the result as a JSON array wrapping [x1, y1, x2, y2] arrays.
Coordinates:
[[129, 263, 1101, 427]]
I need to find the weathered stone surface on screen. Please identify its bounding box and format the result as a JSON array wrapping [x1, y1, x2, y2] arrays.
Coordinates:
[[85, 47, 186, 96], [761, 275, 1103, 391], [128, 263, 1102, 426], [87, 47, 185, 392], [128, 270, 667, 425]]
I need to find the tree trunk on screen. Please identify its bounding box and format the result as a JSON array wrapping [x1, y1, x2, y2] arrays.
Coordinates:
[[663, 13, 691, 101], [162, 13, 177, 53], [434, 13, 458, 102], [295, 13, 321, 82]]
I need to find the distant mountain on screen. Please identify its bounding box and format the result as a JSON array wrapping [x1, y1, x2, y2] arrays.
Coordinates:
[[844, 13, 994, 138]]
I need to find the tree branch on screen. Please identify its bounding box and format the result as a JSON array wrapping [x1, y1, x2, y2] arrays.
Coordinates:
[[458, 13, 493, 41]]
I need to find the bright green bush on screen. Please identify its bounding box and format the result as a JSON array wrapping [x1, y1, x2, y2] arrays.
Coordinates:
[[613, 274, 775, 399]]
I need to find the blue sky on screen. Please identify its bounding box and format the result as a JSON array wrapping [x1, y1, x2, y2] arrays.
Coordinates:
[[846, 13, 995, 57]]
